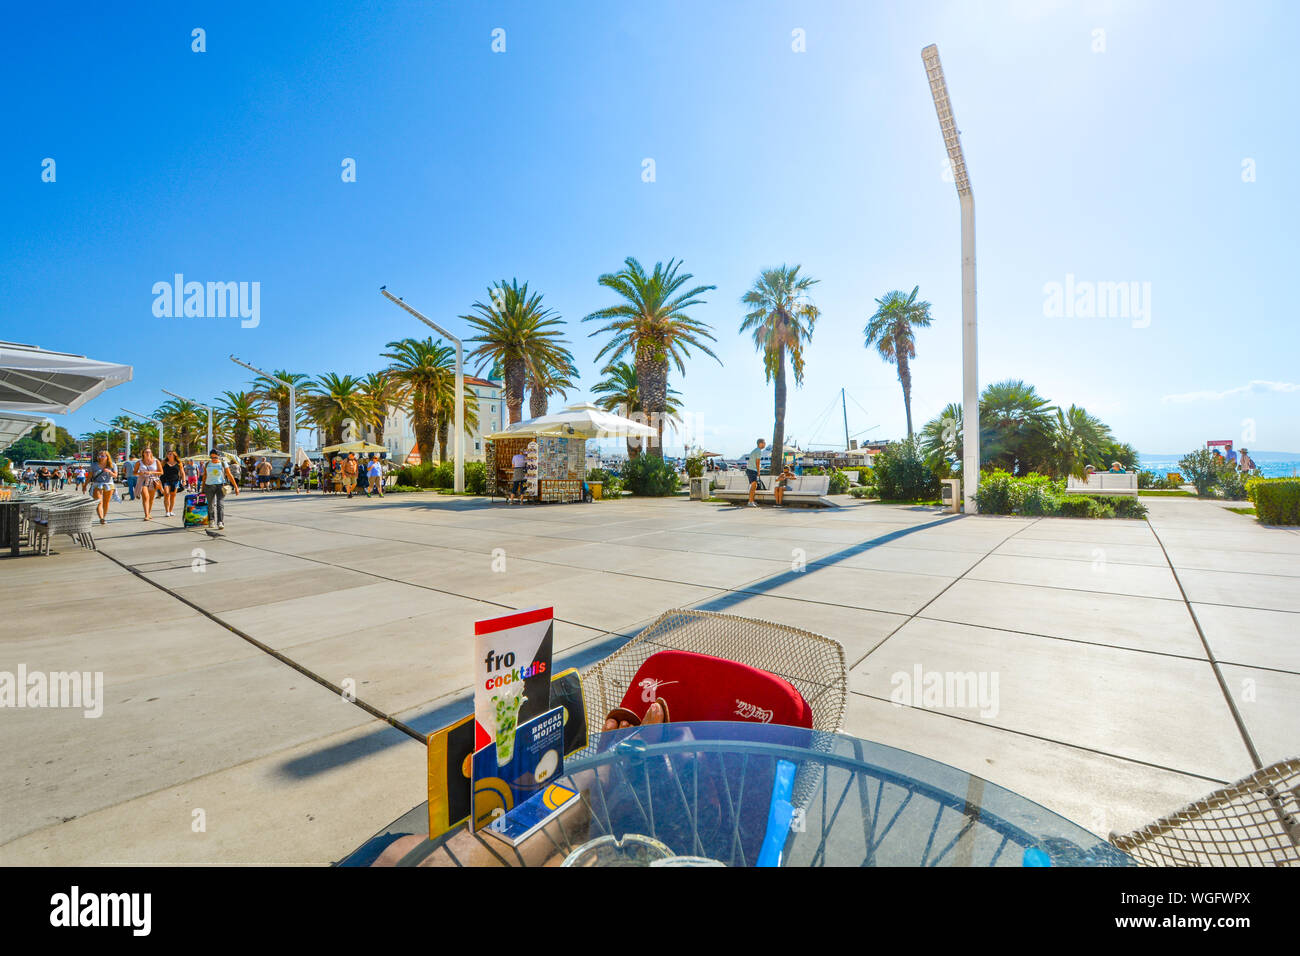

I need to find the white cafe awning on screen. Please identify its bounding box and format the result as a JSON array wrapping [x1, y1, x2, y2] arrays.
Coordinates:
[[0, 341, 133, 414], [0, 411, 50, 454], [494, 403, 658, 440]]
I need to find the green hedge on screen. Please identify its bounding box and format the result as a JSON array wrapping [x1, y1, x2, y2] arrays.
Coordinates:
[[586, 467, 624, 496], [1246, 478, 1300, 525], [975, 470, 1146, 519], [873, 438, 939, 502]]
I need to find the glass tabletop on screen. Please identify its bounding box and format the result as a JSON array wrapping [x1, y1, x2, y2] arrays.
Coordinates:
[[545, 722, 1132, 867], [349, 721, 1133, 867]]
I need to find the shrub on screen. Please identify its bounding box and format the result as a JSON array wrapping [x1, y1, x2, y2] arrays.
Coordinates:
[[684, 455, 705, 478], [827, 468, 850, 495], [849, 485, 877, 499], [397, 463, 438, 488], [464, 461, 486, 495], [389, 484, 420, 493], [1215, 468, 1248, 501], [1137, 470, 1155, 490], [587, 467, 623, 496], [1178, 449, 1218, 497], [623, 455, 680, 496], [873, 438, 940, 502], [1247, 478, 1300, 525], [1110, 496, 1148, 519], [975, 470, 1017, 515]]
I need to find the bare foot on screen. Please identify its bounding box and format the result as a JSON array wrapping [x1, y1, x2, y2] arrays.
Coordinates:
[[643, 701, 667, 724], [603, 716, 635, 732]]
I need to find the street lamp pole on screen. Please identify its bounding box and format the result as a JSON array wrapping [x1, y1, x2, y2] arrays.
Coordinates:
[[162, 388, 215, 455], [120, 408, 162, 458], [922, 44, 980, 514], [93, 418, 130, 461], [229, 356, 295, 466], [380, 288, 464, 494]]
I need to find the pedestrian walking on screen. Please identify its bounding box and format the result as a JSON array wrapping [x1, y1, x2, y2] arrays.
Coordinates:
[[90, 450, 117, 525], [202, 449, 240, 531]]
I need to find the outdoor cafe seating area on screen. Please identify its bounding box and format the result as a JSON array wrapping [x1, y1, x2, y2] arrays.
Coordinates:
[[342, 608, 1300, 868]]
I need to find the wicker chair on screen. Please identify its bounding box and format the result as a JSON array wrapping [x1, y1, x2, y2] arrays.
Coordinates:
[[1110, 757, 1300, 866], [31, 498, 98, 555], [580, 609, 847, 741]]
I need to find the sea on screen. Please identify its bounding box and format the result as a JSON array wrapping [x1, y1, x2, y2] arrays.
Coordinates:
[[1140, 455, 1300, 479]]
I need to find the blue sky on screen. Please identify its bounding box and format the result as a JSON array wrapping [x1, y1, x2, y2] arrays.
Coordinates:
[[3, 0, 1297, 456]]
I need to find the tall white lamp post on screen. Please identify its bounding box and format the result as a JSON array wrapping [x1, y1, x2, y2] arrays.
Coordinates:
[[120, 407, 162, 458], [380, 288, 464, 494], [230, 356, 295, 466], [922, 44, 980, 513], [162, 388, 214, 455]]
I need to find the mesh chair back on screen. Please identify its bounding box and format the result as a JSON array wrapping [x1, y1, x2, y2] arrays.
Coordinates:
[[1110, 757, 1300, 866], [581, 609, 846, 741]]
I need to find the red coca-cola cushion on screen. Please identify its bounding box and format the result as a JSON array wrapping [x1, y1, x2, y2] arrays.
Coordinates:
[[616, 650, 813, 728]]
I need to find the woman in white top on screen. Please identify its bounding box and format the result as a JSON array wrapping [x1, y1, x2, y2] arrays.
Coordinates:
[[134, 447, 163, 521], [90, 451, 117, 524]]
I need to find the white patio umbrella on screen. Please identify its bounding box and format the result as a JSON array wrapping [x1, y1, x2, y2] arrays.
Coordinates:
[[0, 341, 133, 414], [498, 402, 657, 440]]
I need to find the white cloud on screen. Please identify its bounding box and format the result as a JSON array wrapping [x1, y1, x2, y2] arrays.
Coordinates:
[[1161, 380, 1300, 404]]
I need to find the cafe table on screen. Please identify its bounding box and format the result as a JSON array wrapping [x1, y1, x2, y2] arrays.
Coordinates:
[[344, 721, 1133, 867]]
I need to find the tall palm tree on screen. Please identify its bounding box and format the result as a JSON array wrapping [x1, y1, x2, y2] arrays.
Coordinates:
[[527, 358, 579, 419], [305, 374, 375, 446], [864, 286, 934, 439], [252, 371, 315, 452], [434, 383, 480, 464], [464, 280, 572, 425], [1050, 405, 1112, 479], [584, 258, 718, 459], [216, 391, 271, 455], [249, 424, 280, 451], [740, 265, 820, 475], [590, 361, 683, 460], [360, 371, 402, 446]]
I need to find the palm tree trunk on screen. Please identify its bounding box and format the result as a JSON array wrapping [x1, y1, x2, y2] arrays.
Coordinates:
[[437, 417, 450, 464], [771, 345, 787, 475], [529, 373, 548, 419], [414, 397, 437, 466], [898, 352, 914, 439], [278, 400, 290, 452], [505, 358, 526, 424], [637, 354, 666, 460]]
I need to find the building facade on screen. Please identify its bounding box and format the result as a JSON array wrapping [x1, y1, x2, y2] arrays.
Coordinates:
[[376, 375, 506, 464]]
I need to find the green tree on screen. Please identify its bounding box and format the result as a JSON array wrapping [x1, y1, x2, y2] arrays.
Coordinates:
[[584, 257, 718, 459], [919, 403, 964, 475], [305, 374, 375, 446], [383, 338, 479, 465], [464, 280, 572, 425], [979, 380, 1055, 476], [217, 390, 271, 455], [864, 286, 933, 439], [156, 398, 206, 456], [740, 265, 820, 476], [1179, 448, 1220, 497], [360, 371, 402, 446], [590, 361, 683, 460], [1050, 405, 1112, 479], [253, 371, 316, 453], [527, 358, 579, 419]]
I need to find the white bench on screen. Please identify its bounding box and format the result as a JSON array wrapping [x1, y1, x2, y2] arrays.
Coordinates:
[[713, 472, 836, 507], [1064, 472, 1138, 497]]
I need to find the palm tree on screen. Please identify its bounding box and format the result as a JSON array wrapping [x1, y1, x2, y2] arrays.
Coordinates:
[[464, 280, 572, 425], [360, 371, 402, 446], [920, 403, 964, 475], [584, 257, 718, 459], [979, 380, 1055, 475], [252, 371, 315, 452], [740, 265, 820, 475], [590, 361, 683, 460], [249, 424, 280, 451], [305, 374, 375, 446], [156, 399, 205, 456], [216, 391, 271, 455], [1050, 405, 1112, 479], [864, 286, 934, 439], [527, 358, 579, 419], [383, 337, 479, 465]]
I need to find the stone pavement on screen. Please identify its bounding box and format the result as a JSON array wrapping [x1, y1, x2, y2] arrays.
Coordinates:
[[2, 489, 1295, 863]]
